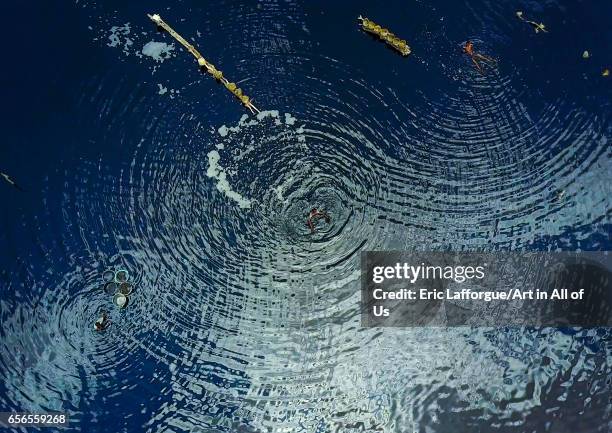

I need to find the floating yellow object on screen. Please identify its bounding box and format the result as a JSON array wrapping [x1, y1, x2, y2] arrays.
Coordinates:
[[358, 16, 411, 56], [147, 13, 260, 114], [516, 11, 548, 33], [603, 69, 610, 77]]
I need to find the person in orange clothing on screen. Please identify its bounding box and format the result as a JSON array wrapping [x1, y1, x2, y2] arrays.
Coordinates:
[[306, 208, 331, 234], [463, 40, 496, 74]]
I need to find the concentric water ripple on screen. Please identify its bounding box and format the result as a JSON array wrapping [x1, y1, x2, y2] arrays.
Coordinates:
[[1, 1, 610, 432]]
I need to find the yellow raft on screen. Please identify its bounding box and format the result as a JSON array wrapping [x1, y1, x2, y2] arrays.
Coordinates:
[[358, 16, 411, 56]]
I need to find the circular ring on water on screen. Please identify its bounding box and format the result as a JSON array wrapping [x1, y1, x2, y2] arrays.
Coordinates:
[[103, 282, 118, 295], [118, 282, 133, 295], [115, 269, 129, 283], [102, 270, 115, 282], [113, 293, 129, 309]]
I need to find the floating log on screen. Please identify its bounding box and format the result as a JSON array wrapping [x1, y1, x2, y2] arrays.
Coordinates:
[[358, 16, 411, 56], [147, 13, 260, 113]]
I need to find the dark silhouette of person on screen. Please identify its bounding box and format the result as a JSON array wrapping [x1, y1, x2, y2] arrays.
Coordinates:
[[94, 310, 111, 331]]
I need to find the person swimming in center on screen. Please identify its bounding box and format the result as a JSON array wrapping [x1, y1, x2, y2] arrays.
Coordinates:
[[463, 40, 496, 74], [306, 208, 331, 234]]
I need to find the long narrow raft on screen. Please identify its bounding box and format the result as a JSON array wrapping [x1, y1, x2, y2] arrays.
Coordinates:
[[147, 13, 260, 114], [358, 16, 411, 56]]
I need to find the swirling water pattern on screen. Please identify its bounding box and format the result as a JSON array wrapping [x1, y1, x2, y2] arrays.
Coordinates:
[[0, 0, 610, 432]]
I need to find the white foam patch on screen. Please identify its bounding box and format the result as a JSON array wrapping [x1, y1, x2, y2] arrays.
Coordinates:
[[157, 84, 168, 95], [142, 41, 175, 62], [107, 23, 133, 55], [206, 151, 252, 208], [209, 110, 306, 205], [296, 125, 306, 142], [257, 110, 280, 121], [216, 113, 263, 137], [284, 113, 296, 125]]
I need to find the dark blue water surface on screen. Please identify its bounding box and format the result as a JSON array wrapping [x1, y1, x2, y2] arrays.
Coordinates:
[[1, 1, 611, 432]]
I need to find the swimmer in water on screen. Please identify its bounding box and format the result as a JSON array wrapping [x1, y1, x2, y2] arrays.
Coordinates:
[[306, 208, 331, 234], [516, 11, 547, 34], [1, 172, 24, 191], [94, 310, 111, 332], [463, 40, 497, 74]]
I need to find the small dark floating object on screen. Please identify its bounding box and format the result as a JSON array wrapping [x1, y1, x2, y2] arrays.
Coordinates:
[[104, 281, 118, 295], [119, 282, 133, 295], [0, 171, 24, 191], [102, 270, 115, 283], [115, 269, 129, 283]]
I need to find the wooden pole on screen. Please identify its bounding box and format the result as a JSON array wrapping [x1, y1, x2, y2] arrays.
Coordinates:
[[148, 13, 260, 113]]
